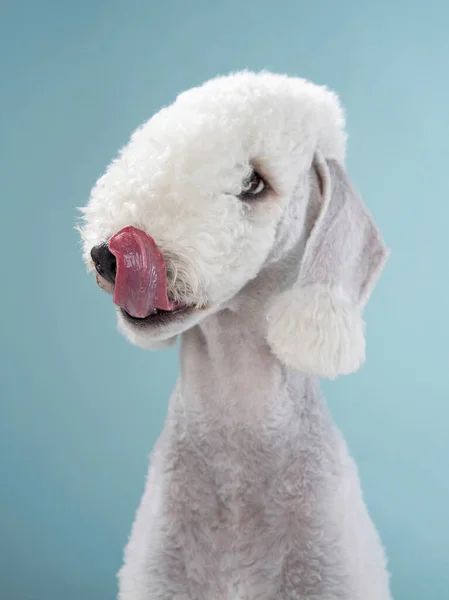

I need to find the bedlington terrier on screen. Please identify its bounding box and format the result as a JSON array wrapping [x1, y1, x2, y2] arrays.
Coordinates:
[[79, 71, 392, 600]]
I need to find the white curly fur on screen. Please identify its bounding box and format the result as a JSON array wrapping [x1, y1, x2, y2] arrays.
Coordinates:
[[266, 284, 366, 379], [79, 71, 391, 599], [79, 71, 346, 340]]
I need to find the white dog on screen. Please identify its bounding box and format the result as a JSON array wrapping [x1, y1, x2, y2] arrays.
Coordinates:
[[79, 71, 392, 600]]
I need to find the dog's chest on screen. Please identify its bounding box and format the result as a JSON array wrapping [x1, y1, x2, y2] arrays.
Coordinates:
[[183, 494, 288, 600], [171, 444, 295, 599], [168, 393, 337, 599]]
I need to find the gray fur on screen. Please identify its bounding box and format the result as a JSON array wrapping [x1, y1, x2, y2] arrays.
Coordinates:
[[117, 165, 391, 600]]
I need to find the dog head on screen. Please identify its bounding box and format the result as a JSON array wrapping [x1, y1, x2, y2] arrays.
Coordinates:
[[79, 71, 388, 378]]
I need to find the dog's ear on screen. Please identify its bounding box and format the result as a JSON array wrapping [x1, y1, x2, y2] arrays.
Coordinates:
[[266, 152, 389, 379]]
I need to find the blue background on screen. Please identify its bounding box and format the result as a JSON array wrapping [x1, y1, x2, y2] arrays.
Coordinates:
[[1, 1, 448, 599]]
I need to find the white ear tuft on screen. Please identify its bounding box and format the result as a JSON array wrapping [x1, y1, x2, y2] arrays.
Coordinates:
[[266, 284, 365, 379]]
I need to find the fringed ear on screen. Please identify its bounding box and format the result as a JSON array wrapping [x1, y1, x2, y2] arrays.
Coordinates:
[[266, 152, 389, 379]]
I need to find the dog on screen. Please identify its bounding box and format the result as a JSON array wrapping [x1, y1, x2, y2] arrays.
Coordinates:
[[79, 71, 391, 600]]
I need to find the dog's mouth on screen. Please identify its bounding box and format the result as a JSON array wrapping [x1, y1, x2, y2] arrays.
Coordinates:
[[120, 303, 195, 327], [96, 226, 198, 327]]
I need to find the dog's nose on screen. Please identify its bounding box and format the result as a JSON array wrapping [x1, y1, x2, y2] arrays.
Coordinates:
[[90, 244, 117, 284]]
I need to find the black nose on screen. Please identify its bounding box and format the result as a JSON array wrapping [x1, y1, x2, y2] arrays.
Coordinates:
[[90, 244, 117, 284]]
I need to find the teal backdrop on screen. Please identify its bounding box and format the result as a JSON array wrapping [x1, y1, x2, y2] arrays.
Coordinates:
[[1, 1, 448, 599]]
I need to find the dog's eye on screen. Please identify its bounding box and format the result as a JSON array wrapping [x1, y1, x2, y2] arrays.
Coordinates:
[[240, 170, 265, 198]]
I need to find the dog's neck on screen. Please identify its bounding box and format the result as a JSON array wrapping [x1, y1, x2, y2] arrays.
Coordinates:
[[178, 303, 322, 441]]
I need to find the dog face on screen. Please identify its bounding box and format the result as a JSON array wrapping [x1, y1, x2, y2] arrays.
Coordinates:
[[80, 73, 335, 344], [79, 71, 386, 378]]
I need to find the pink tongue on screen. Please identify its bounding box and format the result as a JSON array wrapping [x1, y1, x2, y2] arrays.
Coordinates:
[[108, 226, 174, 318]]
